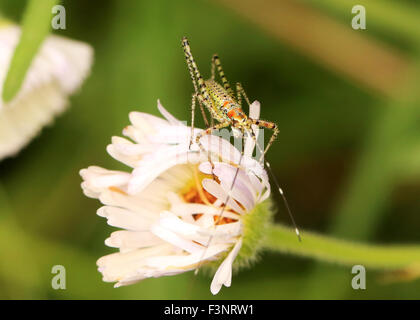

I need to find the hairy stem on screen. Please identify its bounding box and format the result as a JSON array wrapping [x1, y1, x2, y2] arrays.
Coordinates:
[[264, 224, 420, 270]]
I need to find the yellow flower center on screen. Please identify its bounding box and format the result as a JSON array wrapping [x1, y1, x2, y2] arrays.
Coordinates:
[[180, 165, 239, 225]]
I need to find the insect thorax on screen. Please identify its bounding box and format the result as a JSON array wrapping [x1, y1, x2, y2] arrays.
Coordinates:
[[205, 80, 232, 105], [204, 79, 247, 124]]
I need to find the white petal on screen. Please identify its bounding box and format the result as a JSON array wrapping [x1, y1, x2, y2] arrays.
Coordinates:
[[170, 202, 239, 220], [122, 125, 144, 143], [97, 244, 173, 283], [110, 136, 159, 157], [199, 135, 242, 165], [106, 136, 144, 167], [129, 111, 168, 135], [97, 206, 153, 231], [149, 124, 196, 146], [145, 243, 230, 270], [157, 211, 200, 235], [152, 211, 211, 246], [202, 178, 245, 214], [210, 238, 242, 295], [248, 100, 261, 120], [248, 171, 264, 195], [128, 149, 202, 194], [98, 189, 163, 220], [105, 230, 163, 251], [0, 25, 93, 160], [244, 100, 261, 157], [195, 214, 215, 229], [151, 224, 203, 254], [197, 222, 242, 240], [80, 166, 130, 198], [157, 100, 185, 126], [200, 162, 257, 211], [156, 210, 240, 244]]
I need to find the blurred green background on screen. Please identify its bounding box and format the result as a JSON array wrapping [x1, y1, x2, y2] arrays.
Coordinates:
[[0, 0, 419, 299]]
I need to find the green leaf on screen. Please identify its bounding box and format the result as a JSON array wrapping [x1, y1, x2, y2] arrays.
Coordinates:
[[2, 0, 59, 103]]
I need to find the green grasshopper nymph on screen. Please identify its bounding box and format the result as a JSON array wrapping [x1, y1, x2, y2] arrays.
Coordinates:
[[181, 37, 301, 270], [181, 36, 279, 163]]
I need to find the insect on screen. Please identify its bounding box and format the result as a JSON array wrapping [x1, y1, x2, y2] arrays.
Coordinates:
[[181, 37, 279, 163], [181, 37, 301, 267]]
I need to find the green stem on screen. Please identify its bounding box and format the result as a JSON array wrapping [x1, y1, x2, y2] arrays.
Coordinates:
[[264, 224, 420, 270], [2, 0, 59, 102]]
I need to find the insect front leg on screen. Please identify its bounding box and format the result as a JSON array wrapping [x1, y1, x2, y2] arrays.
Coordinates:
[[236, 82, 251, 107], [249, 119, 279, 162], [195, 121, 230, 179], [197, 96, 210, 128], [189, 94, 197, 149], [190, 93, 212, 149]]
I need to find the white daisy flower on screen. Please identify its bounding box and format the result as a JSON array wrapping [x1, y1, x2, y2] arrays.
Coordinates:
[[80, 101, 273, 295], [0, 23, 93, 160]]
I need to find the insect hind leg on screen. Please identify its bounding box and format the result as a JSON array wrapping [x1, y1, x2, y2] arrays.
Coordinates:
[[182, 37, 212, 104], [212, 54, 234, 96], [182, 38, 199, 94], [236, 82, 251, 107]]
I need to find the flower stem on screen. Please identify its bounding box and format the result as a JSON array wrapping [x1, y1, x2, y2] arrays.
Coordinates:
[[264, 224, 420, 270], [2, 0, 59, 102]]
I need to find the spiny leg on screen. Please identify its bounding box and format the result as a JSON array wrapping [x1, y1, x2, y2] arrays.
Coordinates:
[[182, 37, 212, 106], [209, 111, 214, 127], [190, 93, 213, 149], [189, 94, 196, 149], [212, 54, 234, 96], [211, 56, 216, 80], [182, 43, 199, 95], [197, 93, 214, 128], [197, 97, 210, 128], [195, 93, 210, 127], [190, 94, 205, 148], [236, 82, 251, 107], [195, 121, 230, 178], [249, 119, 279, 162], [182, 37, 214, 149]]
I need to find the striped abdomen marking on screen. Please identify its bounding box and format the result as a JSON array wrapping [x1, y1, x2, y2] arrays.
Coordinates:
[[227, 107, 247, 122]]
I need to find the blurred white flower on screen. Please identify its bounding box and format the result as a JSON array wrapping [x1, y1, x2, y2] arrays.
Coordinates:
[[80, 101, 272, 295], [0, 24, 93, 160]]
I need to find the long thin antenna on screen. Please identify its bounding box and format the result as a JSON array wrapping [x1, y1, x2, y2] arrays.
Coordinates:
[[265, 160, 301, 241], [251, 128, 302, 241], [196, 127, 301, 278]]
